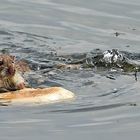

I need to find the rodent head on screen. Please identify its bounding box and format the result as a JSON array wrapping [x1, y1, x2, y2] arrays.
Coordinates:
[[0, 54, 16, 78]]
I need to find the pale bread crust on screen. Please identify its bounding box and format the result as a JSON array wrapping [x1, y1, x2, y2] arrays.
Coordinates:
[[0, 87, 75, 104]]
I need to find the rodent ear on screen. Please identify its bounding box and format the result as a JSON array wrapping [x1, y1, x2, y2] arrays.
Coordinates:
[[0, 57, 3, 62]]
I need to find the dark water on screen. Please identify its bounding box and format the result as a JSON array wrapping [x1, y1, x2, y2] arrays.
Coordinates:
[[0, 0, 140, 140]]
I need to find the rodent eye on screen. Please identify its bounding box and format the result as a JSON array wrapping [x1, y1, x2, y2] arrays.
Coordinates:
[[0, 61, 3, 66]]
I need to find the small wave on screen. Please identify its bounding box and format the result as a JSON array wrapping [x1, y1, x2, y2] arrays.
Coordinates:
[[50, 103, 127, 113]]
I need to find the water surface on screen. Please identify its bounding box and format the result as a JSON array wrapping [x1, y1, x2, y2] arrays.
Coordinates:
[[0, 0, 140, 140]]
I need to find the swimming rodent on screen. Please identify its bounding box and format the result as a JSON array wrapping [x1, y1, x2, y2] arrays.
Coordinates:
[[0, 54, 30, 91]]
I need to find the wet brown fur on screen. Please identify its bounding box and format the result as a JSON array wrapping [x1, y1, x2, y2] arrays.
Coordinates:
[[0, 54, 30, 90]]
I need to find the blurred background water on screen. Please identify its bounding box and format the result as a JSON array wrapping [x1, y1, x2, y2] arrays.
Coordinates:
[[0, 0, 140, 140]]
